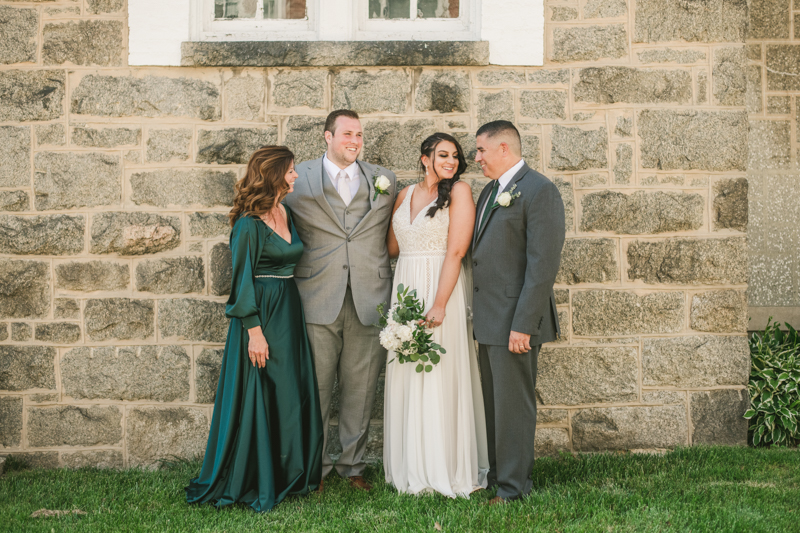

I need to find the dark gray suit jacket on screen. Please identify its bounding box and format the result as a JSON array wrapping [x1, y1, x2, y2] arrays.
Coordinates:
[[471, 163, 565, 346]]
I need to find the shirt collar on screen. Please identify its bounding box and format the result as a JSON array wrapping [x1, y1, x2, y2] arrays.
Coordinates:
[[497, 159, 525, 193], [323, 152, 359, 182]]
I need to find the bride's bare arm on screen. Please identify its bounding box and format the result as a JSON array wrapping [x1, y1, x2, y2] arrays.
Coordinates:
[[386, 186, 409, 259], [425, 182, 476, 327]]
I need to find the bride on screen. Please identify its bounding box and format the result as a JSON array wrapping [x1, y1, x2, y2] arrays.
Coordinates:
[[384, 132, 489, 497]]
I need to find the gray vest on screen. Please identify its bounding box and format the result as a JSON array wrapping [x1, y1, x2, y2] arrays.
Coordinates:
[[322, 170, 371, 284]]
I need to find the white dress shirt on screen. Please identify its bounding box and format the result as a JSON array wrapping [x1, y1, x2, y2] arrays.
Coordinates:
[[479, 158, 525, 223], [323, 152, 360, 203]]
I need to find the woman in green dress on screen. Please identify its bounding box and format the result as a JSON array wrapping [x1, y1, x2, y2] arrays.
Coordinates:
[[186, 146, 324, 513]]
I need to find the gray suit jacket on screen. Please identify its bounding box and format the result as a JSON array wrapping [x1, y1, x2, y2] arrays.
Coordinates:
[[471, 163, 565, 346], [285, 156, 397, 326]]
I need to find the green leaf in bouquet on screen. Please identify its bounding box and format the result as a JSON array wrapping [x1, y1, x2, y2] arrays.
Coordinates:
[[425, 365, 433, 372], [416, 363, 424, 373]]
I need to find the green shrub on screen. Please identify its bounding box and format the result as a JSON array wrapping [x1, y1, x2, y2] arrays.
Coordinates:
[[745, 318, 800, 447]]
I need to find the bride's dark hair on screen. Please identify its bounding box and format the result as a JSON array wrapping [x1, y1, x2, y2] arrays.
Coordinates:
[[419, 132, 468, 218]]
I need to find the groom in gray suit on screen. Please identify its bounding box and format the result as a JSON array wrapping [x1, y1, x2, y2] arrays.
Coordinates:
[[284, 110, 396, 491], [471, 120, 565, 503]]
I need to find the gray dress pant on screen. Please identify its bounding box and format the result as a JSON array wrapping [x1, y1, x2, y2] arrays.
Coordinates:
[[479, 342, 539, 500], [306, 286, 385, 478]]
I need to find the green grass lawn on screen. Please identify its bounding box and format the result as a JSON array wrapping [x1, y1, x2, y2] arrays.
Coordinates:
[[1, 446, 798, 532]]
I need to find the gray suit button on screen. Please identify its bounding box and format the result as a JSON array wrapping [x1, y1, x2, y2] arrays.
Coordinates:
[[343, 265, 348, 270], [474, 286, 479, 292], [473, 261, 477, 266]]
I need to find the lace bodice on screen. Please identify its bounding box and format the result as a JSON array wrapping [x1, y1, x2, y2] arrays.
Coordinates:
[[393, 184, 450, 256]]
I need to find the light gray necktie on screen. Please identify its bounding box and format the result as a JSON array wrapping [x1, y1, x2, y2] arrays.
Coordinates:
[[337, 169, 352, 206]]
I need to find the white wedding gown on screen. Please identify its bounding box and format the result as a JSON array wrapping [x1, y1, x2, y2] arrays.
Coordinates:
[[384, 184, 489, 498]]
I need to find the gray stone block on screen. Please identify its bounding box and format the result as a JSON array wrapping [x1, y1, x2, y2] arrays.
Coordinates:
[[0, 191, 29, 211], [90, 212, 181, 255], [333, 69, 410, 114], [520, 90, 566, 120], [35, 322, 81, 344], [748, 120, 791, 170], [538, 409, 568, 425], [477, 90, 513, 124], [553, 177, 574, 232], [0, 396, 23, 447], [767, 96, 791, 115], [538, 346, 637, 405], [158, 298, 228, 343], [415, 70, 470, 113], [196, 348, 223, 404], [196, 127, 278, 164], [637, 48, 706, 64], [713, 178, 747, 231], [189, 212, 230, 238], [131, 169, 237, 208], [626, 237, 747, 284], [225, 74, 265, 119], [572, 406, 688, 451], [551, 6, 577, 21], [574, 67, 692, 104], [284, 116, 327, 164], [552, 25, 627, 62], [35, 123, 65, 146], [696, 69, 708, 104], [84, 298, 154, 341], [135, 257, 205, 294], [272, 69, 326, 109], [86, 0, 124, 14], [642, 390, 686, 405], [535, 428, 570, 458], [527, 70, 570, 85], [34, 152, 121, 210], [0, 6, 37, 64], [690, 389, 748, 445], [0, 346, 55, 391], [126, 407, 209, 468], [54, 298, 80, 319], [747, 66, 762, 113], [577, 173, 608, 188], [210, 242, 232, 296], [362, 119, 437, 171], [0, 126, 30, 187], [554, 289, 569, 305], [71, 126, 140, 147], [581, 190, 704, 234], [55, 260, 129, 291], [72, 74, 221, 120], [0, 323, 7, 342], [61, 345, 190, 402], [712, 47, 746, 106], [643, 335, 749, 388], [613, 144, 632, 184], [0, 70, 65, 122], [477, 69, 525, 86], [556, 238, 618, 284], [146, 128, 192, 162], [766, 45, 800, 91], [10, 452, 59, 469], [62, 451, 123, 469], [615, 116, 632, 138], [748, 0, 790, 39], [28, 405, 122, 447], [0, 259, 50, 318], [522, 135, 541, 171], [11, 322, 31, 341], [747, 44, 762, 61], [638, 110, 748, 171], [42, 20, 124, 66], [690, 290, 748, 333], [633, 0, 747, 43], [584, 0, 626, 18], [572, 289, 684, 336], [549, 125, 607, 171]]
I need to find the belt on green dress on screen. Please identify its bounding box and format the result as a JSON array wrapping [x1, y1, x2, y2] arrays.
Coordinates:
[[255, 274, 293, 279]]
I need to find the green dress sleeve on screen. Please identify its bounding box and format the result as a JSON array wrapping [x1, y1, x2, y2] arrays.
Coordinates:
[[225, 216, 262, 330]]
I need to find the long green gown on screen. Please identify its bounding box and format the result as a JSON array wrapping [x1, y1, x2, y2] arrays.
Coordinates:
[[186, 209, 323, 513]]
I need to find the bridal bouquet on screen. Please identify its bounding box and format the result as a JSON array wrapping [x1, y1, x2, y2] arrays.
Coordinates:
[[377, 284, 446, 373]]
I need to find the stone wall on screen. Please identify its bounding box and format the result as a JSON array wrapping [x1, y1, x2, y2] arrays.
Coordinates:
[[0, 0, 752, 468], [746, 0, 800, 329]]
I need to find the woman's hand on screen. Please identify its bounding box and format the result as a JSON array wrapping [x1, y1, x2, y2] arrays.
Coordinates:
[[247, 326, 269, 368], [424, 305, 446, 328]]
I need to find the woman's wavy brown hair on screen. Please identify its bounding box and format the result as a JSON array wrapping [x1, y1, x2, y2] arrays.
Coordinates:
[[229, 145, 295, 227]]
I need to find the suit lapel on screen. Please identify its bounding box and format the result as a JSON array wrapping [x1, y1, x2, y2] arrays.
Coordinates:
[[350, 160, 379, 237], [308, 157, 346, 233], [473, 183, 493, 248], [474, 163, 531, 247]]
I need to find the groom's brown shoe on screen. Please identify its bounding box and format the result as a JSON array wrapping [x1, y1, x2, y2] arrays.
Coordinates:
[[348, 476, 373, 491], [315, 480, 324, 493], [486, 496, 506, 506]]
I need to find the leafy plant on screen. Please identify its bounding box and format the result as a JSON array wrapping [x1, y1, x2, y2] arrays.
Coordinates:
[[745, 318, 800, 447]]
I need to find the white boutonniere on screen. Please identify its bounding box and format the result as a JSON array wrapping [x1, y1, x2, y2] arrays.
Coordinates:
[[492, 184, 521, 209], [372, 170, 391, 201]]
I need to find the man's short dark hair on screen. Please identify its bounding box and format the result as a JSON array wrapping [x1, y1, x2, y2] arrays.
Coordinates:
[[325, 109, 360, 135], [476, 120, 520, 142]]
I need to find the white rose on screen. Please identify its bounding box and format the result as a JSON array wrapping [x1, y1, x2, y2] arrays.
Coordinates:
[[496, 192, 512, 207], [396, 324, 414, 343], [376, 175, 391, 191]]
